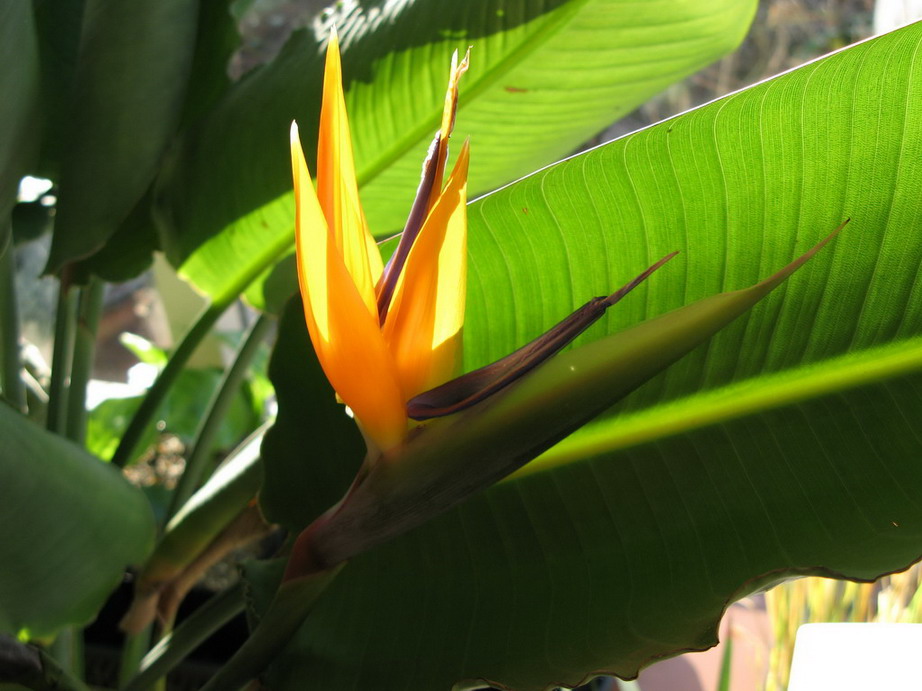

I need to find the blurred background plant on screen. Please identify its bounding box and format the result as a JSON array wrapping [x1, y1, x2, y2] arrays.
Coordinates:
[[764, 565, 922, 691]]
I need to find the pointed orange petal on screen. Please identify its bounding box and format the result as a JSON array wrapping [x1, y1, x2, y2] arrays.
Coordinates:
[[382, 140, 470, 400], [317, 30, 383, 316], [291, 123, 406, 452]]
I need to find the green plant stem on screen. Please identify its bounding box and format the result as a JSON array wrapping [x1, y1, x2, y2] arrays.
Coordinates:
[[0, 236, 26, 411], [166, 313, 273, 520], [46, 278, 79, 435], [48, 627, 84, 684], [6, 641, 94, 691], [118, 625, 154, 688], [45, 279, 104, 682], [717, 632, 733, 691], [111, 301, 227, 468], [44, 275, 85, 680], [198, 566, 344, 691], [66, 278, 105, 444], [120, 583, 245, 691]]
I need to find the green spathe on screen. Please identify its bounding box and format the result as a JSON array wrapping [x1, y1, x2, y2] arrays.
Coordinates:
[[295, 224, 842, 575]]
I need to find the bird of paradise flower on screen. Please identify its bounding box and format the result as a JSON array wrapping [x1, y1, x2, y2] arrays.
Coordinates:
[[290, 31, 675, 460]]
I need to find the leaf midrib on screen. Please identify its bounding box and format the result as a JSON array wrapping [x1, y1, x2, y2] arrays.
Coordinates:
[[514, 334, 922, 478]]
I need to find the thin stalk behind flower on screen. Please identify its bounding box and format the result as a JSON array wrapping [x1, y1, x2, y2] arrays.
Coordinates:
[[66, 278, 105, 444], [47, 277, 78, 436], [0, 237, 26, 412]]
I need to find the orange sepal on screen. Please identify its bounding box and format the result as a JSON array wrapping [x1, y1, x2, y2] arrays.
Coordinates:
[[291, 123, 406, 452], [316, 29, 383, 318]]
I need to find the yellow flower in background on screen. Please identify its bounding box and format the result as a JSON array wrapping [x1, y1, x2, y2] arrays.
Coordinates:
[[290, 31, 470, 454]]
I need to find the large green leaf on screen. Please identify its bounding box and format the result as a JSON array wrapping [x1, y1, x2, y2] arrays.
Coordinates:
[[45, 0, 199, 273], [0, 404, 155, 639], [71, 186, 161, 283], [70, 0, 241, 284], [177, 0, 240, 129], [250, 22, 922, 690], [161, 0, 755, 307]]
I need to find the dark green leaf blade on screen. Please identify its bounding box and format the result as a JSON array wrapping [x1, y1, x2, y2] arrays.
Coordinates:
[[0, 405, 155, 638], [256, 366, 922, 690], [70, 0, 240, 284], [45, 0, 199, 273], [32, 0, 86, 179], [71, 186, 160, 283], [178, 0, 240, 129]]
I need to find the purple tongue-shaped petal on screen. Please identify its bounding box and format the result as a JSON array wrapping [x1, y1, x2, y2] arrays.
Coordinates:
[[376, 133, 441, 323], [407, 252, 678, 420]]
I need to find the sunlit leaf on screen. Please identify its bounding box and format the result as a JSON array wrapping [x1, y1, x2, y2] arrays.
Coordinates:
[[162, 0, 756, 308], [253, 23, 922, 690]]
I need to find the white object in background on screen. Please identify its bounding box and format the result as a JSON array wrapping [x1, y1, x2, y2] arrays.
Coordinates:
[[874, 0, 922, 34], [85, 363, 159, 410], [788, 623, 922, 690]]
